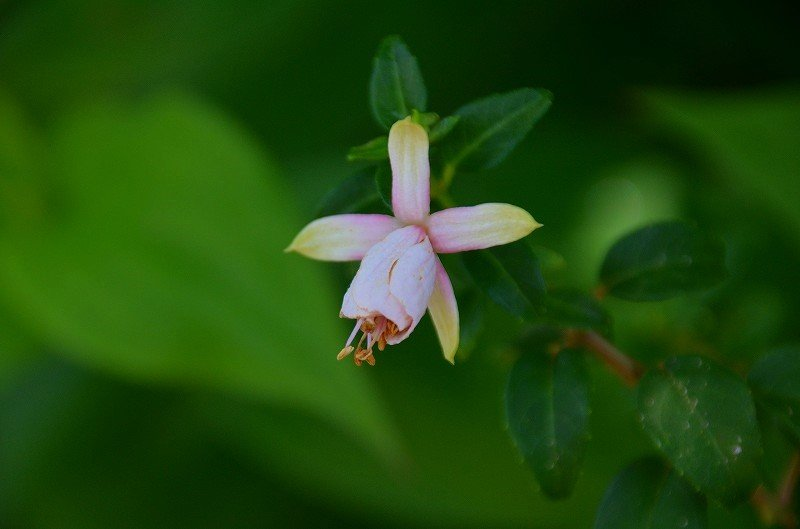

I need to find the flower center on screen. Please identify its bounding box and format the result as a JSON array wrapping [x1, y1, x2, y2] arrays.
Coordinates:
[[337, 316, 400, 366]]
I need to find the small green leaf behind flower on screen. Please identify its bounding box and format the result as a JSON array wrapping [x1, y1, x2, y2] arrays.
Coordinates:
[[369, 36, 427, 130], [748, 346, 800, 445], [593, 457, 707, 529], [637, 355, 762, 506], [599, 221, 727, 301], [347, 136, 388, 163], [461, 238, 547, 320], [428, 115, 460, 143], [439, 88, 552, 171], [506, 334, 591, 499]]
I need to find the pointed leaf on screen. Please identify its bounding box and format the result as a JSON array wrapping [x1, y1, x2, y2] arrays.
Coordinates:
[[600, 221, 727, 301], [462, 238, 547, 319], [369, 36, 427, 130], [506, 344, 591, 498], [441, 88, 552, 171], [593, 457, 707, 529], [346, 136, 388, 162], [638, 356, 762, 505], [428, 115, 460, 143], [315, 168, 383, 217], [748, 346, 800, 445]]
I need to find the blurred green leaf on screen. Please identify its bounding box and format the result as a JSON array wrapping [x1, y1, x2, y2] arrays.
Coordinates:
[[315, 168, 382, 217], [543, 290, 612, 335], [441, 88, 552, 171], [374, 163, 393, 211], [369, 36, 427, 130], [462, 238, 547, 319], [599, 221, 726, 301], [748, 346, 800, 445], [506, 345, 590, 498], [347, 136, 388, 162], [593, 457, 707, 529], [428, 115, 460, 143], [638, 356, 761, 505], [0, 92, 397, 457], [645, 88, 800, 245], [457, 289, 485, 356]]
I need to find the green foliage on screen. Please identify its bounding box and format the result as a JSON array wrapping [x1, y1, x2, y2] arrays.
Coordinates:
[[543, 290, 613, 335], [0, 93, 397, 456], [346, 136, 388, 162], [506, 341, 591, 499], [428, 115, 460, 143], [369, 36, 428, 130], [593, 457, 707, 529], [440, 88, 552, 171], [462, 238, 547, 319], [638, 356, 762, 505], [315, 168, 384, 217], [748, 346, 800, 444], [599, 221, 727, 301]]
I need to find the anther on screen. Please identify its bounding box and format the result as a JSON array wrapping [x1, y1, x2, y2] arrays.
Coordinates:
[[337, 346, 354, 361]]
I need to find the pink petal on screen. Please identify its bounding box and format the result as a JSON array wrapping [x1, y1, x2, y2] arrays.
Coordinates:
[[385, 236, 437, 344], [285, 214, 401, 261], [340, 225, 426, 329], [426, 203, 542, 254], [389, 118, 430, 224], [427, 258, 459, 363]]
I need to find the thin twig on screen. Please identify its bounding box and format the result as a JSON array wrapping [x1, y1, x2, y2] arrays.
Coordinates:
[[566, 329, 644, 386]]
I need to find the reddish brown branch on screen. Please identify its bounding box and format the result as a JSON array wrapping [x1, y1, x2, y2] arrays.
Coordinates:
[[565, 330, 644, 386]]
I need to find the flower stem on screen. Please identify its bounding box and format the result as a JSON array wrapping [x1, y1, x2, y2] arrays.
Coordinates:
[[566, 330, 644, 386], [751, 451, 800, 528]]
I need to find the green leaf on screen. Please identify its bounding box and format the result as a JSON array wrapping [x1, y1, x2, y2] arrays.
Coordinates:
[[374, 163, 393, 211], [748, 347, 800, 445], [638, 355, 762, 505], [457, 289, 485, 356], [542, 290, 612, 335], [593, 457, 707, 529], [440, 88, 552, 171], [428, 115, 460, 143], [315, 168, 383, 217], [0, 93, 397, 457], [369, 35, 427, 130], [506, 344, 591, 498], [599, 221, 727, 301], [346, 136, 388, 162], [462, 238, 547, 319]]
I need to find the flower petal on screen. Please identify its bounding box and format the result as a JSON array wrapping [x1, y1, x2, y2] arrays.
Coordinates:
[[386, 236, 437, 344], [389, 118, 430, 224], [427, 258, 459, 363], [285, 214, 401, 261], [340, 225, 426, 328], [426, 203, 542, 254]]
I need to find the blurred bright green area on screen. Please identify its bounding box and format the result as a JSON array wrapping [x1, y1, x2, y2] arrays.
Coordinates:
[[0, 0, 798, 527]]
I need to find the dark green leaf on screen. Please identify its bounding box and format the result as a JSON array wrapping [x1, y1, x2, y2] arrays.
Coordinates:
[[506, 345, 591, 498], [346, 136, 388, 162], [369, 35, 427, 130], [462, 238, 546, 319], [315, 168, 382, 217], [374, 163, 393, 211], [457, 289, 485, 356], [428, 115, 460, 143], [600, 221, 727, 301], [542, 290, 612, 335], [748, 347, 800, 445], [440, 88, 552, 170], [593, 457, 707, 529], [638, 356, 762, 505]]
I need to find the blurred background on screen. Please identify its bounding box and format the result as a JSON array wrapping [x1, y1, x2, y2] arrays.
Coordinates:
[[1, 1, 799, 527]]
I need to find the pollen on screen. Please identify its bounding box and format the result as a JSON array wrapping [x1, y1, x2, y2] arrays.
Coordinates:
[[338, 315, 402, 367]]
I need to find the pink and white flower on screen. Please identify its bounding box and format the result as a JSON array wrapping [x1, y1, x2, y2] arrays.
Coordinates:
[[286, 118, 541, 365]]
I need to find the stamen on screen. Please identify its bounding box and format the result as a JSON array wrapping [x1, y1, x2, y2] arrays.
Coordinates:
[[337, 346, 354, 361], [344, 319, 363, 347]]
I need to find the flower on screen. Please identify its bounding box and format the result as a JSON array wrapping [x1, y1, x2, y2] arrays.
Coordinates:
[[286, 118, 541, 365]]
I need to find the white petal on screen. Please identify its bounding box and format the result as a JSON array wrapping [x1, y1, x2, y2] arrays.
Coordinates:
[[426, 203, 542, 254], [286, 214, 401, 261], [389, 118, 430, 224], [386, 236, 437, 344], [427, 258, 459, 363]]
